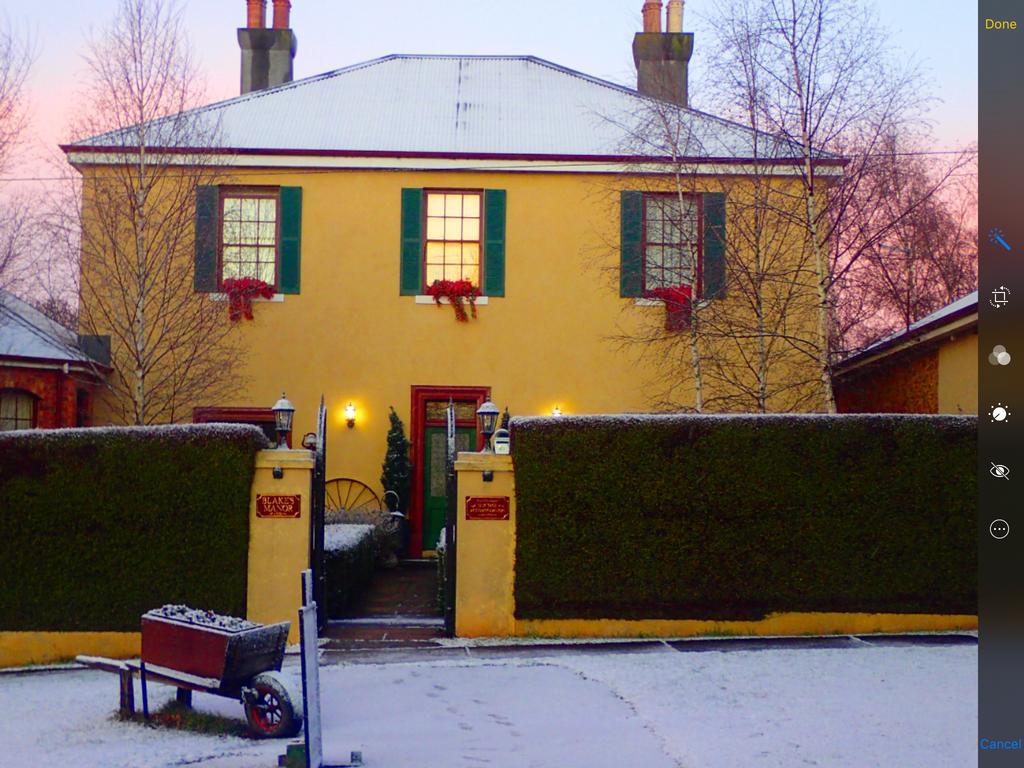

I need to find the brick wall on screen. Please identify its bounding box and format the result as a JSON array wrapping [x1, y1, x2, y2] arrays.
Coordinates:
[[834, 350, 939, 414], [0, 366, 96, 428]]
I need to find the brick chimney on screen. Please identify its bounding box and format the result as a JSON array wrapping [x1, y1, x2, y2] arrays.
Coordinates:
[[246, 0, 266, 28], [641, 1, 662, 32], [633, 0, 694, 107], [272, 0, 291, 29], [238, 0, 297, 94]]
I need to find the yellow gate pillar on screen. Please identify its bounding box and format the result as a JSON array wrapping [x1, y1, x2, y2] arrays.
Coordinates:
[[454, 452, 516, 636], [247, 448, 314, 644]]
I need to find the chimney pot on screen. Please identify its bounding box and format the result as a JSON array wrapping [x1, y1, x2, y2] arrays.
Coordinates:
[[666, 0, 684, 33], [642, 1, 663, 34], [246, 0, 266, 28], [273, 0, 292, 29]]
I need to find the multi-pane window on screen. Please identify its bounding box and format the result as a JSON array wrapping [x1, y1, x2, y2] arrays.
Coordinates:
[[221, 191, 279, 287], [643, 194, 700, 292], [0, 390, 35, 431], [425, 191, 482, 287]]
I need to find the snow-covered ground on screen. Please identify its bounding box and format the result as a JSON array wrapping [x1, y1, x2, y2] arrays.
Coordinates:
[[1, 642, 977, 767]]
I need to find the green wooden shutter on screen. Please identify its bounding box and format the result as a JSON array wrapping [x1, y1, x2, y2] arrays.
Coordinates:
[[483, 189, 507, 297], [400, 188, 424, 295], [279, 186, 302, 294], [620, 191, 643, 297], [702, 192, 726, 299], [194, 185, 219, 292]]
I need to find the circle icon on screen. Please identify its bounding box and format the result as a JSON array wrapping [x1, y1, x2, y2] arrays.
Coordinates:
[[990, 519, 1010, 540], [990, 403, 1011, 423], [989, 345, 1012, 366], [990, 462, 1011, 480]]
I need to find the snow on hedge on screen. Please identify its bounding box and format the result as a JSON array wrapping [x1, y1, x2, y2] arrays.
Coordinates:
[[324, 523, 375, 554], [0, 422, 271, 446], [510, 412, 977, 429]]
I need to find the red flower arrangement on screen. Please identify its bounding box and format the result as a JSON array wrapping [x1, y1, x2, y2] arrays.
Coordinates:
[[648, 284, 693, 332], [425, 279, 482, 322], [222, 277, 275, 321]]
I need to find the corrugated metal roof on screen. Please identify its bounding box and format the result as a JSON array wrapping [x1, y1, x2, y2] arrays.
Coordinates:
[[73, 55, 816, 161], [0, 289, 94, 365], [836, 290, 978, 371]]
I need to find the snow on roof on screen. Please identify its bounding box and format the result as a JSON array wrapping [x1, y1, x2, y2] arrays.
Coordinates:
[[0, 288, 93, 365], [859, 290, 978, 355], [70, 55, 822, 162]]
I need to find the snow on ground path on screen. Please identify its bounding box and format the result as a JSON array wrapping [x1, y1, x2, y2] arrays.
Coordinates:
[[0, 668, 282, 768], [316, 660, 678, 768], [2, 643, 977, 768], [559, 644, 978, 768]]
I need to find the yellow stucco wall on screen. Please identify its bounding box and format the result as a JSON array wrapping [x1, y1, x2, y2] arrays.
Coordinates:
[[453, 452, 977, 639], [937, 332, 978, 414], [0, 632, 141, 668], [247, 449, 314, 644], [84, 167, 823, 499]]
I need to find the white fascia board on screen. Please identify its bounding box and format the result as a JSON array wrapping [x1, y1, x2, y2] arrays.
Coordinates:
[[66, 151, 843, 178]]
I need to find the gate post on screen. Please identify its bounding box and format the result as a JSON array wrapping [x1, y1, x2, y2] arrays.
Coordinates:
[[454, 453, 516, 637], [247, 448, 315, 644]]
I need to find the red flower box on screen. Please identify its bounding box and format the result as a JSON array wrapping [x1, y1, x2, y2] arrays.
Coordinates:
[[648, 285, 693, 332]]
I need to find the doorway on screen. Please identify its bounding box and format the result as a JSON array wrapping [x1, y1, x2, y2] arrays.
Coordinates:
[[409, 386, 490, 557]]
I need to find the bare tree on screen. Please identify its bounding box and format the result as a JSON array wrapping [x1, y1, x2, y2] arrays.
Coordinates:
[[701, 0, 973, 412], [58, 0, 241, 424], [0, 16, 34, 293], [600, 88, 823, 413], [833, 141, 977, 350]]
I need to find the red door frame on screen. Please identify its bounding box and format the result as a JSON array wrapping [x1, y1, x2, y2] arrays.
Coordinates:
[[409, 385, 491, 557]]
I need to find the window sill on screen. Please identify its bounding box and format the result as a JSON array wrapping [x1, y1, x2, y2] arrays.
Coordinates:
[[634, 297, 710, 308], [415, 295, 490, 305], [207, 293, 285, 303]]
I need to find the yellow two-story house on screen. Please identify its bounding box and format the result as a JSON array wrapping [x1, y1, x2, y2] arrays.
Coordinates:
[[65, 1, 838, 556]]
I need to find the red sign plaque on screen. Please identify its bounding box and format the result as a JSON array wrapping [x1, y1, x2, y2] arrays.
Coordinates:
[[256, 494, 302, 518], [465, 496, 510, 521]]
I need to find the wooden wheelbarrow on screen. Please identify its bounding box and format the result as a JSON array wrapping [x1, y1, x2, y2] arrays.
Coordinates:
[[77, 606, 300, 738]]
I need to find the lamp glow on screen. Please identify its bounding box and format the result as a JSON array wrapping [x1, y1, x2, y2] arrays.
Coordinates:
[[552, 406, 563, 417], [344, 402, 357, 429]]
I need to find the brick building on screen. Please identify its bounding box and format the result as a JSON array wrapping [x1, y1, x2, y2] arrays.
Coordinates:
[[833, 292, 978, 415], [0, 289, 107, 430]]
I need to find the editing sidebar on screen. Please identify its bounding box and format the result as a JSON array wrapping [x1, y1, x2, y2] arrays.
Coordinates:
[[980, 2, 1024, 762]]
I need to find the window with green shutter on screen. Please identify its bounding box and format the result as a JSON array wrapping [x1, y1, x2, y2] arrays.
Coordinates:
[[620, 190, 726, 300], [402, 188, 506, 296], [194, 185, 302, 294]]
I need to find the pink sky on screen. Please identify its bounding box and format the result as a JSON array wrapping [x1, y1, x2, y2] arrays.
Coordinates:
[[5, 0, 978, 190]]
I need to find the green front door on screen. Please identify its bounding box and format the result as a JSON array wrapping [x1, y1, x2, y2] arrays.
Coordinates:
[[423, 425, 475, 552]]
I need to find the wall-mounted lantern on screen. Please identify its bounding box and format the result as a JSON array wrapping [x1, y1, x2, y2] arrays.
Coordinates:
[[272, 392, 295, 450], [477, 400, 500, 453], [551, 405, 563, 417], [344, 402, 357, 429]]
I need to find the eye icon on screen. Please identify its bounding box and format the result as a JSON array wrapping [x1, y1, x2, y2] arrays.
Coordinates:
[[990, 463, 1010, 480]]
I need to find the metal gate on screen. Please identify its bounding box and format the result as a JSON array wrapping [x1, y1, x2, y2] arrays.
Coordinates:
[[310, 396, 327, 630], [442, 399, 457, 637]]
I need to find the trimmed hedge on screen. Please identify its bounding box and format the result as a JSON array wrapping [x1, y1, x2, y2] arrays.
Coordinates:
[[0, 424, 267, 632], [324, 524, 378, 619], [512, 414, 976, 621]]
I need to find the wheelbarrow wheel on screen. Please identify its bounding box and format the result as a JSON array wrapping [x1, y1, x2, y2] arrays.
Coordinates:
[[243, 671, 302, 739]]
